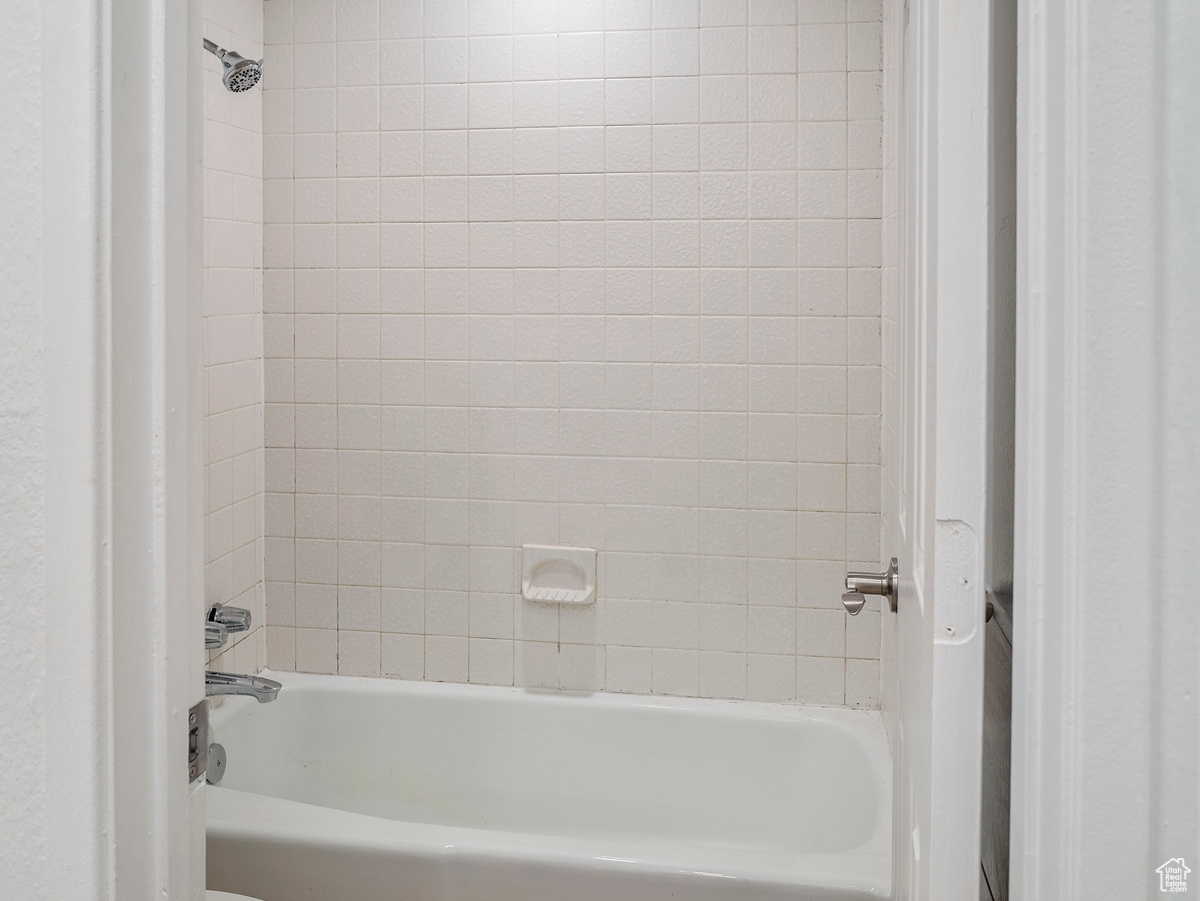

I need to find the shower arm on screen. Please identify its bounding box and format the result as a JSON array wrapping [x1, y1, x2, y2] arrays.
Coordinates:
[[203, 38, 222, 58]]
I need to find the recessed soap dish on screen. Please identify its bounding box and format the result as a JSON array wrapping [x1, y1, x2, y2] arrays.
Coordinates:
[[521, 544, 597, 605]]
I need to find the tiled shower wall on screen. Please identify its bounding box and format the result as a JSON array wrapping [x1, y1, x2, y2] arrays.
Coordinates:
[[259, 0, 884, 705], [204, 0, 266, 674]]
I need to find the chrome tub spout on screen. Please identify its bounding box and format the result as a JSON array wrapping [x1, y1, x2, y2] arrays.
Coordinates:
[[205, 671, 282, 703]]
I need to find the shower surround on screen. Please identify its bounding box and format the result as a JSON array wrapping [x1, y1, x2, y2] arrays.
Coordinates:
[[257, 0, 884, 704]]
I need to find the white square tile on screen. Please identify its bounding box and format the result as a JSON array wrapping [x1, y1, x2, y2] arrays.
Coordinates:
[[467, 36, 514, 83], [560, 79, 606, 127], [514, 83, 559, 130], [557, 0, 602, 32], [653, 30, 700, 77], [747, 653, 795, 701], [847, 0, 882, 24], [380, 131, 424, 176], [653, 124, 701, 170], [700, 0, 748, 27], [605, 0, 653, 31], [652, 648, 699, 696], [795, 654, 844, 703], [847, 22, 881, 72], [295, 627, 338, 674], [699, 74, 748, 122], [796, 606, 846, 656], [653, 77, 701, 125], [749, 0, 797, 25], [469, 638, 515, 684], [655, 0, 700, 28], [560, 643, 605, 690], [797, 219, 847, 267], [382, 632, 425, 677], [699, 650, 747, 698], [749, 25, 797, 73], [847, 70, 881, 120], [424, 85, 468, 130], [845, 607, 881, 658], [845, 657, 879, 706], [606, 78, 654, 126], [468, 0, 513, 36], [265, 627, 296, 671], [606, 645, 653, 693], [513, 34, 558, 80], [337, 42, 379, 88], [701, 27, 748, 74], [338, 630, 381, 676], [381, 40, 424, 85], [425, 635, 469, 681], [797, 72, 847, 121], [503, 0, 553, 33], [559, 32, 605, 80], [338, 87, 381, 132], [605, 125, 653, 172], [425, 0, 469, 37], [294, 3, 336, 44], [514, 639, 557, 688]]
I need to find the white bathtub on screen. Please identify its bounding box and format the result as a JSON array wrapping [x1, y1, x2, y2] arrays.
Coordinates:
[[207, 672, 890, 900]]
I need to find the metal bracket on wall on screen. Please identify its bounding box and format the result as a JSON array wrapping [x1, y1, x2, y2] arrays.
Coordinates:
[[188, 700, 208, 783]]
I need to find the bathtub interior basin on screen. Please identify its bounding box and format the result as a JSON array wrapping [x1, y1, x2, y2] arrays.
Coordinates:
[[208, 672, 891, 900]]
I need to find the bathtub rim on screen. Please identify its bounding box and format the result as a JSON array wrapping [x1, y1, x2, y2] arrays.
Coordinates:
[[208, 670, 892, 896], [213, 668, 890, 733]]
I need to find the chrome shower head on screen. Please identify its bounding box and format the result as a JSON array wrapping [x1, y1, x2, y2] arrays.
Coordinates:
[[203, 38, 263, 92]]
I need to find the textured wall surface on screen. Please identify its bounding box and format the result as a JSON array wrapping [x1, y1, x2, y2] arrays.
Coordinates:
[[0, 1, 47, 890], [258, 0, 884, 705], [204, 0, 267, 674]]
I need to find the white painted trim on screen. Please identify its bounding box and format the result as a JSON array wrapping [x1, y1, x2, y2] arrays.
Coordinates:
[[926, 1, 992, 897], [24, 0, 203, 897], [926, 0, 992, 895], [109, 0, 206, 897], [1154, 0, 1200, 879], [884, 0, 993, 897], [39, 0, 112, 895], [1010, 0, 1198, 896]]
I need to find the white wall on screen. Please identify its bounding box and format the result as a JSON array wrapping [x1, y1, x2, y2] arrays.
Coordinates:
[[1154, 0, 1200, 877], [258, 0, 885, 704], [1012, 0, 1200, 897], [204, 0, 267, 675], [0, 2, 49, 892]]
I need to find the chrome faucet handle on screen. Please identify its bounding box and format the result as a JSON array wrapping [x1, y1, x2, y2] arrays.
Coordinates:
[[209, 603, 251, 633], [205, 621, 229, 649], [842, 557, 899, 614]]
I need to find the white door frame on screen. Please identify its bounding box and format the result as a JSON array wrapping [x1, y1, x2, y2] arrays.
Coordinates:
[[884, 0, 993, 897], [1012, 0, 1200, 898], [33, 1, 204, 897]]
